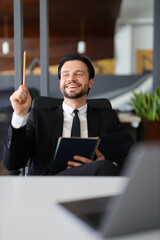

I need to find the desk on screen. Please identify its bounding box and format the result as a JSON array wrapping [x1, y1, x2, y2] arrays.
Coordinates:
[[118, 112, 141, 125], [0, 177, 159, 240]]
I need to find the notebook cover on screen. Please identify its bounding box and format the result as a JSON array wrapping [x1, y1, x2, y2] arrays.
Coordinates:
[[51, 137, 100, 175]]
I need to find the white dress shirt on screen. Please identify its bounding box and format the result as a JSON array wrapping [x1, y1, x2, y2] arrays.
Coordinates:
[[11, 112, 29, 129], [62, 101, 88, 137]]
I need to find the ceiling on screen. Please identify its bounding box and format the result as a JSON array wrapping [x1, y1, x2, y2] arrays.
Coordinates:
[[0, 0, 154, 71], [0, 0, 122, 68], [0, 0, 121, 37]]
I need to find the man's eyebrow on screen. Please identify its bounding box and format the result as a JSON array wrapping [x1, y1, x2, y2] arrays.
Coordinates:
[[61, 70, 86, 73], [61, 70, 69, 73], [76, 70, 85, 73]]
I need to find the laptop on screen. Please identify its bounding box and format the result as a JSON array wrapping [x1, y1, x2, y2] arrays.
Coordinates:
[[58, 143, 160, 238]]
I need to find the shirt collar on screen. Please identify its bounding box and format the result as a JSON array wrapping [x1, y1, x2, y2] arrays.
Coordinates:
[[62, 101, 87, 115]]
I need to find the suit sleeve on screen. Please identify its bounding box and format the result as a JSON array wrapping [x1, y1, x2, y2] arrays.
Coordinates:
[[116, 134, 135, 171], [3, 110, 36, 170], [107, 109, 135, 173], [111, 109, 124, 132]]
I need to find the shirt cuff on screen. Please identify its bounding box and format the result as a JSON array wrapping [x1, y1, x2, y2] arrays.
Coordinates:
[[11, 112, 29, 129]]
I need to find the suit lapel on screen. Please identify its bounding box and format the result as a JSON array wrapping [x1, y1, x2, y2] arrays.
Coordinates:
[[50, 105, 63, 140], [87, 107, 100, 137]]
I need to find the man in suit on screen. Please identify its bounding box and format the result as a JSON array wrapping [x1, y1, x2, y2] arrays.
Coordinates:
[[3, 53, 134, 175]]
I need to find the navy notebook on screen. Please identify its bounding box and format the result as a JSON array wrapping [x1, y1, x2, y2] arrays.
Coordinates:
[[51, 137, 101, 175]]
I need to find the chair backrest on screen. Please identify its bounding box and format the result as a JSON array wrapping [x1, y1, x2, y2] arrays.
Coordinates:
[[32, 96, 112, 109], [87, 98, 112, 109]]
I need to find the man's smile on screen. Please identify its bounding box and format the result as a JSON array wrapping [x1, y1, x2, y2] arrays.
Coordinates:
[[65, 82, 81, 89]]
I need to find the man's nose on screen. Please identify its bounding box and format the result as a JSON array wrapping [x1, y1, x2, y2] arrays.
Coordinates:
[[68, 73, 76, 81]]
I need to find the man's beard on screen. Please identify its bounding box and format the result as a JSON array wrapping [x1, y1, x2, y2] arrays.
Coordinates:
[[60, 87, 90, 99]]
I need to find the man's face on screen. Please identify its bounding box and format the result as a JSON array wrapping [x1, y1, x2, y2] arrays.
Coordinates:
[[60, 60, 94, 99]]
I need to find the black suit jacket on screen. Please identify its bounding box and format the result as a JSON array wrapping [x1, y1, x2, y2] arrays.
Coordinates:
[[3, 106, 134, 175]]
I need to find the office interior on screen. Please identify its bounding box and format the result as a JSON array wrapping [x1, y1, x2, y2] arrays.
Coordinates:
[[1, 0, 159, 169], [0, 0, 159, 170]]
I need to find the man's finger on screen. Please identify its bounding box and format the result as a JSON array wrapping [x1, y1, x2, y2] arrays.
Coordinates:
[[73, 155, 93, 164]]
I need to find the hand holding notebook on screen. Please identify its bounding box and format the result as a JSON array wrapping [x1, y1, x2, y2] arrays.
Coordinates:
[[50, 131, 130, 175], [51, 137, 101, 175]]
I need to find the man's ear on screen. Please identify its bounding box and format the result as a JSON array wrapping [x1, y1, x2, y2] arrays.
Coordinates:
[[89, 78, 94, 89]]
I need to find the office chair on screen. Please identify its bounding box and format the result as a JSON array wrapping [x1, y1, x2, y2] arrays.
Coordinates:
[[32, 96, 112, 109]]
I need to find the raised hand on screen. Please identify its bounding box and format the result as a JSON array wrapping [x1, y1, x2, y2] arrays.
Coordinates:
[[10, 85, 32, 116]]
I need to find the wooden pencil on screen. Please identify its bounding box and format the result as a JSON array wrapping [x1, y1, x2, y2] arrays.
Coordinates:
[[23, 51, 26, 86]]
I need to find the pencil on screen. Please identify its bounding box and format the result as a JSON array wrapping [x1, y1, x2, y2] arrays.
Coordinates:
[[23, 51, 26, 86]]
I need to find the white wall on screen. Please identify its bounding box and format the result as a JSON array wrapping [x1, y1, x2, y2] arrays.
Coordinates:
[[114, 24, 132, 74], [114, 22, 153, 75], [132, 24, 153, 73], [114, 0, 154, 75]]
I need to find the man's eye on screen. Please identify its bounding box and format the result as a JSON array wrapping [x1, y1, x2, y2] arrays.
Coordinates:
[[63, 74, 69, 77], [76, 73, 83, 77]]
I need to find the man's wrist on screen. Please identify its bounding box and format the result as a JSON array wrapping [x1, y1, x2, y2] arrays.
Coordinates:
[[14, 110, 29, 116]]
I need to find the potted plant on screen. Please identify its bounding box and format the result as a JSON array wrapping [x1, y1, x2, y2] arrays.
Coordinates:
[[130, 87, 160, 141]]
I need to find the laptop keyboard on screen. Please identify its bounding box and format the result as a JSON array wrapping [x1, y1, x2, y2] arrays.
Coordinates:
[[59, 195, 119, 230]]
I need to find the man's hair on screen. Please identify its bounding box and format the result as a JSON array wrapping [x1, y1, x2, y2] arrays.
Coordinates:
[[58, 53, 95, 80]]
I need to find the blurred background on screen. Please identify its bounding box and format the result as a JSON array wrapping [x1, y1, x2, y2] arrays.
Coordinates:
[[0, 0, 156, 175], [0, 0, 153, 75]]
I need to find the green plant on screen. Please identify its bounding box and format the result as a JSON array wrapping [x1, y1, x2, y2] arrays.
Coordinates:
[[130, 87, 160, 120]]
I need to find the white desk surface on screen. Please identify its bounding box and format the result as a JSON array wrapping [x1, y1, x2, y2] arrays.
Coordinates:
[[0, 176, 159, 240]]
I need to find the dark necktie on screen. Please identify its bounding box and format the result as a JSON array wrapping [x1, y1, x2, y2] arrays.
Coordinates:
[[71, 109, 80, 137]]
